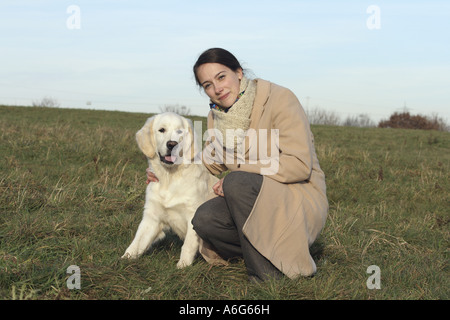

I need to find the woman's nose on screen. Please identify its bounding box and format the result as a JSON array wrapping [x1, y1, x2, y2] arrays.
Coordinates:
[[215, 85, 223, 95]]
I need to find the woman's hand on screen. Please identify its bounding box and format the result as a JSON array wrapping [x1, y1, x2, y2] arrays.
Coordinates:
[[146, 168, 159, 184], [212, 178, 225, 197]]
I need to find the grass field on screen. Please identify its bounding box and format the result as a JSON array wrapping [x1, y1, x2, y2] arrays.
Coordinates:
[[0, 105, 448, 300]]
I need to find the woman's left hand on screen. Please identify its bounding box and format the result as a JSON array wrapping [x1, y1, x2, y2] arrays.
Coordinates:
[[213, 178, 225, 197]]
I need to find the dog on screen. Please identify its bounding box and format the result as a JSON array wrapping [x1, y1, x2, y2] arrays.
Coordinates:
[[121, 112, 218, 268]]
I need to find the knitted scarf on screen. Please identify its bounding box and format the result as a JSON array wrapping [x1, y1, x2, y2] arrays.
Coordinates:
[[210, 76, 257, 151]]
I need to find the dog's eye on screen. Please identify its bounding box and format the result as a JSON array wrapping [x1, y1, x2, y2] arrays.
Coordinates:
[[176, 129, 183, 135], [158, 128, 166, 133]]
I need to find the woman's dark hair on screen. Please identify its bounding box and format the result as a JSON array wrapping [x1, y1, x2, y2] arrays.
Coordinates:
[[193, 48, 244, 87]]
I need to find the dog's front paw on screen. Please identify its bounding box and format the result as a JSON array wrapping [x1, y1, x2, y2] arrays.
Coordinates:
[[121, 250, 139, 260], [176, 259, 192, 269]]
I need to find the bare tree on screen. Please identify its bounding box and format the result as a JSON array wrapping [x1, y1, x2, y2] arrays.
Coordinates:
[[159, 104, 191, 116], [32, 96, 60, 108], [343, 114, 375, 127], [306, 106, 341, 126]]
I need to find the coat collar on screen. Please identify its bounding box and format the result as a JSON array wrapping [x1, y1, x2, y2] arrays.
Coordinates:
[[241, 79, 271, 158], [248, 78, 271, 130]]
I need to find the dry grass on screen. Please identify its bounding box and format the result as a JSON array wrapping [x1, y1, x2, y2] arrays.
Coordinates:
[[0, 105, 448, 300]]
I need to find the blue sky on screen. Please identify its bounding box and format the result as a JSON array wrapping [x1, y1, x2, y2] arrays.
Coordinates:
[[1, 0, 449, 123]]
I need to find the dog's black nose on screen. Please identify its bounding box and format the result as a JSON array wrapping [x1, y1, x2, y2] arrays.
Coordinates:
[[166, 141, 178, 150]]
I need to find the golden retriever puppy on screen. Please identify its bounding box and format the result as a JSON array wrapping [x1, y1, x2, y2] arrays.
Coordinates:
[[122, 112, 218, 268]]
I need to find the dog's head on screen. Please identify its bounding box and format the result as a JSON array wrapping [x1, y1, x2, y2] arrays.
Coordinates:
[[136, 112, 196, 167]]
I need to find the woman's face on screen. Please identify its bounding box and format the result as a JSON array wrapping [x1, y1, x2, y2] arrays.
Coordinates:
[[196, 63, 243, 109]]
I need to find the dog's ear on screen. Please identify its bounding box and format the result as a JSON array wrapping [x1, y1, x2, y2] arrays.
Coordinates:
[[136, 116, 157, 159]]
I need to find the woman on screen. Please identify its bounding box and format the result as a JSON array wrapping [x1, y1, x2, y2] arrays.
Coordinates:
[[148, 48, 328, 282]]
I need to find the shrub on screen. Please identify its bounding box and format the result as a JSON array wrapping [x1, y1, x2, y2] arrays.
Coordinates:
[[378, 112, 448, 131]]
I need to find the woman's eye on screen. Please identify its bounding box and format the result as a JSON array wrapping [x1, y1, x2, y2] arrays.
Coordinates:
[[219, 75, 225, 80], [203, 84, 210, 90], [158, 128, 166, 133]]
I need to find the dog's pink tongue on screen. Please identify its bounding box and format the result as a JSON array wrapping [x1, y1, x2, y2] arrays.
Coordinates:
[[165, 155, 176, 163]]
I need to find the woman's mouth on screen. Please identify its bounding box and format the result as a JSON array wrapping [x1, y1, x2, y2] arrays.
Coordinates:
[[219, 93, 230, 101]]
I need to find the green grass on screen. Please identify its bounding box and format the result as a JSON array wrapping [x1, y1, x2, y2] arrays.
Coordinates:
[[0, 105, 448, 300]]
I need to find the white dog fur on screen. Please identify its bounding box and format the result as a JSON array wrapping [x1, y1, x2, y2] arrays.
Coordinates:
[[121, 112, 218, 268]]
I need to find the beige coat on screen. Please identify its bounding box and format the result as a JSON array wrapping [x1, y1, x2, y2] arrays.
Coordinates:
[[200, 79, 328, 278]]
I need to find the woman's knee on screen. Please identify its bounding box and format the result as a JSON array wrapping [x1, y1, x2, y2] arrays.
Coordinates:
[[192, 197, 232, 239], [191, 202, 210, 238], [222, 171, 263, 200]]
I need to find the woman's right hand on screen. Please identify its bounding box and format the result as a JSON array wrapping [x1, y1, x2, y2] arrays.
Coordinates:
[[212, 178, 225, 197], [146, 168, 159, 184]]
